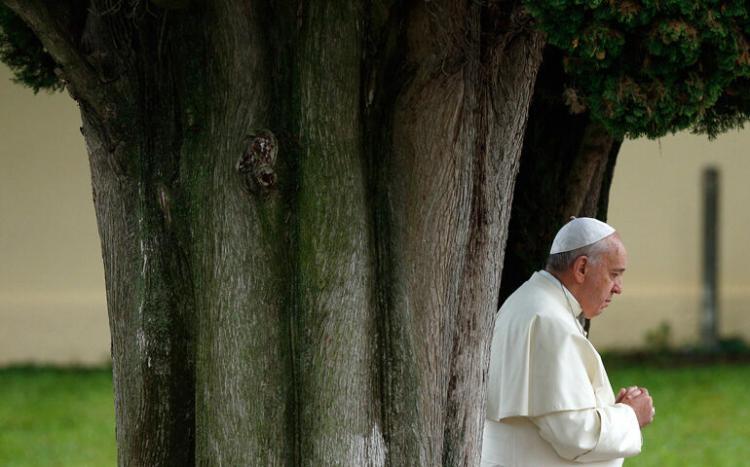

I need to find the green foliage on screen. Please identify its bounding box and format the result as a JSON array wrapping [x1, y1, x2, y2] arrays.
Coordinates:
[[526, 0, 750, 138], [0, 5, 63, 93], [693, 76, 750, 136]]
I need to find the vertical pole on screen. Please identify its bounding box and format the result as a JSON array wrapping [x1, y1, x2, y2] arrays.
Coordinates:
[[701, 167, 720, 349]]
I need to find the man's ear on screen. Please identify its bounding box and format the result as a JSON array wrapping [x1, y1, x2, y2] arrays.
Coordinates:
[[572, 256, 588, 284]]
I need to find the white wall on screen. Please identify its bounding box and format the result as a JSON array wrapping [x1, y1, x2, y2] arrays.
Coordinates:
[[591, 132, 750, 350], [0, 66, 109, 365]]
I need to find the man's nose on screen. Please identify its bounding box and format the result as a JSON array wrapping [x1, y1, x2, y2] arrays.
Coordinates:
[[613, 281, 623, 294]]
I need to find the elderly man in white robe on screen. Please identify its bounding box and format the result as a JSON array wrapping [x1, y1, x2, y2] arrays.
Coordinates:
[[482, 217, 654, 466]]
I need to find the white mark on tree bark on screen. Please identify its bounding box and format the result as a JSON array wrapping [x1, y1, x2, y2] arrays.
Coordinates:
[[325, 425, 386, 467], [157, 184, 172, 225]]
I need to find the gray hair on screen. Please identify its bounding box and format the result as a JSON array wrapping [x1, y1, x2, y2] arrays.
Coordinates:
[[545, 235, 614, 273]]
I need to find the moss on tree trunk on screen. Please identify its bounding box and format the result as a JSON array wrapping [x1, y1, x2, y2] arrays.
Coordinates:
[[2, 1, 544, 465]]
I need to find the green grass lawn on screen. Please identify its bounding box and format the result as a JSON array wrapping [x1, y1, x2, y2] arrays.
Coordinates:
[[0, 367, 116, 467], [0, 363, 748, 466], [607, 362, 750, 467]]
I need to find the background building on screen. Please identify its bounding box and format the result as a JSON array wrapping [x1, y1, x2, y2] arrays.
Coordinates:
[[0, 65, 108, 365], [1, 64, 748, 365], [593, 132, 750, 350]]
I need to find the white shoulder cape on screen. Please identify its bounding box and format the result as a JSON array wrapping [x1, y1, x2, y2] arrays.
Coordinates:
[[486, 272, 614, 421]]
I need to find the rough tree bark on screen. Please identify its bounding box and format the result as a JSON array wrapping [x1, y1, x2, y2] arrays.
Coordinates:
[[500, 46, 622, 305], [3, 1, 544, 465]]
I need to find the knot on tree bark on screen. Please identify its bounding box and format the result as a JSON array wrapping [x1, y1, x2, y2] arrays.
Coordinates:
[[236, 129, 278, 195]]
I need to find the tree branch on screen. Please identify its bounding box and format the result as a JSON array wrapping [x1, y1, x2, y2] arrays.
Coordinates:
[[562, 120, 614, 219], [2, 0, 114, 118]]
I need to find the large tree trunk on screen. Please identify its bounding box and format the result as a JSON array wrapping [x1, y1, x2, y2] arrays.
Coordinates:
[[500, 46, 622, 304], [4, 1, 543, 464]]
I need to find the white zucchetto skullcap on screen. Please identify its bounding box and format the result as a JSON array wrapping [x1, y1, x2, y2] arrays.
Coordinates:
[[550, 217, 616, 254]]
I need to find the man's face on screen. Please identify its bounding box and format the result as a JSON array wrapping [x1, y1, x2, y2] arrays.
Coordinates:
[[578, 237, 628, 319]]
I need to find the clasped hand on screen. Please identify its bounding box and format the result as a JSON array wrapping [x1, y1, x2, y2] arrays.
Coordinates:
[[616, 386, 655, 428]]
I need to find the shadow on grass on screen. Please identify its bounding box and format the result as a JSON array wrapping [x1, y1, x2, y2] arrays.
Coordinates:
[[603, 337, 750, 369]]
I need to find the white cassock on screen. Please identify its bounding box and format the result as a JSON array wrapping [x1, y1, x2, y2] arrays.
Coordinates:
[[481, 271, 642, 466]]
